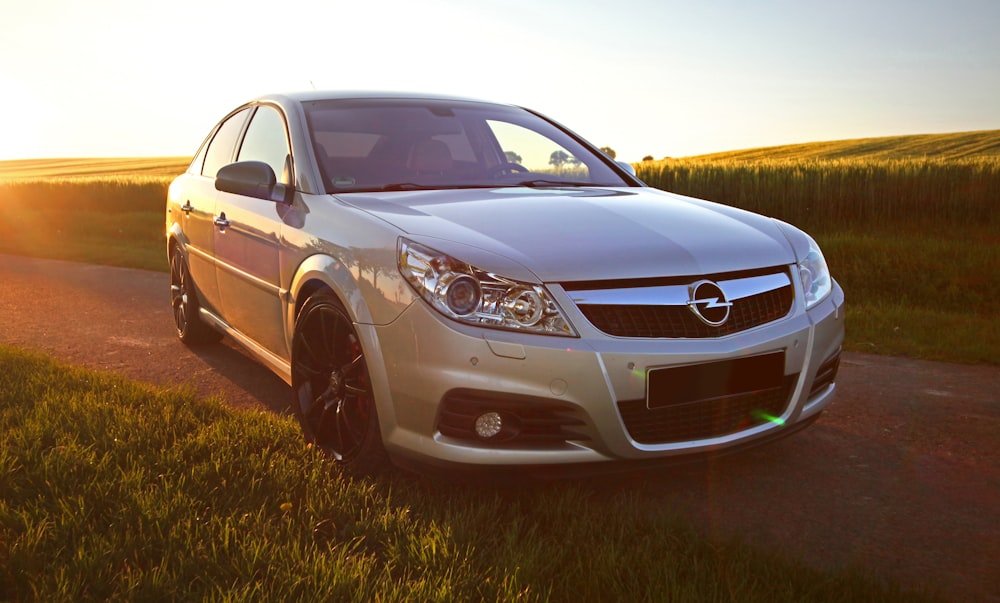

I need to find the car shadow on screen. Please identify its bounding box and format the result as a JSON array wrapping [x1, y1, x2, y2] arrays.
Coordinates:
[[184, 339, 293, 415]]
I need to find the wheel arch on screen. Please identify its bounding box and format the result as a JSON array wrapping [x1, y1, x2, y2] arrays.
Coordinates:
[[286, 253, 375, 333], [285, 253, 401, 462], [166, 223, 187, 258]]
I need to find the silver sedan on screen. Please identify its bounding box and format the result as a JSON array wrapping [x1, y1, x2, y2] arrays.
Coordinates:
[[166, 91, 844, 475]]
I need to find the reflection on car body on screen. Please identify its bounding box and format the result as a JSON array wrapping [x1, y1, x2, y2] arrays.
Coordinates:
[[166, 91, 844, 476]]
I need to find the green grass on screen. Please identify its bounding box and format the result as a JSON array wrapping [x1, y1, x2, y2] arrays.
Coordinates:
[[0, 158, 187, 271], [818, 226, 998, 363], [0, 345, 938, 602], [0, 179, 170, 272]]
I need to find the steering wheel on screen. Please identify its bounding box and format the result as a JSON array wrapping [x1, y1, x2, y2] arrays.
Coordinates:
[[488, 162, 529, 178]]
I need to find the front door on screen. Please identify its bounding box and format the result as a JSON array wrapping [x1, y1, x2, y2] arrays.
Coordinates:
[[213, 104, 291, 358]]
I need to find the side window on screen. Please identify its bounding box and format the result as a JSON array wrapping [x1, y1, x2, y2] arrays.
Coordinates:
[[202, 108, 250, 178], [187, 138, 209, 175], [487, 119, 589, 179], [238, 106, 291, 184]]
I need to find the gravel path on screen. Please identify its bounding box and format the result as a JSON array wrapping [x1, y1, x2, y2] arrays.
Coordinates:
[[1, 253, 997, 601]]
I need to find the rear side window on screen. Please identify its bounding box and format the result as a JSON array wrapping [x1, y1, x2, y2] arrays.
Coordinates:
[[201, 108, 250, 178]]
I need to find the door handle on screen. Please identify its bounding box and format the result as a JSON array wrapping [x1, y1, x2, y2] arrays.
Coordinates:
[[214, 212, 230, 230], [181, 200, 194, 215]]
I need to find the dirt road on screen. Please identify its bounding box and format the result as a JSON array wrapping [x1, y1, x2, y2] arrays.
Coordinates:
[[1, 254, 997, 601]]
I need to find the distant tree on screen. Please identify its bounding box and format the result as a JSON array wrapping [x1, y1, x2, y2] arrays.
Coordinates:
[[567, 156, 582, 167], [599, 146, 617, 159], [504, 151, 522, 164], [642, 155, 654, 162], [549, 150, 570, 168]]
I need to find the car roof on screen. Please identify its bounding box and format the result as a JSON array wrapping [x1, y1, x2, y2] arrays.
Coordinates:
[[258, 90, 509, 106]]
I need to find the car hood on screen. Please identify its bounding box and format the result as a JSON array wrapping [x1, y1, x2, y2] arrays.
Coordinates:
[[338, 187, 794, 283]]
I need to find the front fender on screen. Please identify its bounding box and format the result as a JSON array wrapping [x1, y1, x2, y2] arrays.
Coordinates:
[[284, 253, 412, 449], [284, 253, 417, 348], [287, 254, 372, 330]]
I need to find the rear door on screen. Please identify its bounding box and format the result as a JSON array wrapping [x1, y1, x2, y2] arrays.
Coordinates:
[[177, 107, 250, 316]]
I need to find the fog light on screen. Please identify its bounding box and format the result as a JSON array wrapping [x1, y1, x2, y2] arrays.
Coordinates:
[[474, 412, 503, 439]]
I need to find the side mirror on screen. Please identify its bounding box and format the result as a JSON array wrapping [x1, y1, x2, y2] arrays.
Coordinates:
[[616, 160, 637, 176], [215, 161, 277, 200]]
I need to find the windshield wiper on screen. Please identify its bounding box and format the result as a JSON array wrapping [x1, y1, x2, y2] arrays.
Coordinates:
[[516, 179, 589, 188], [379, 183, 519, 192], [380, 182, 436, 191]]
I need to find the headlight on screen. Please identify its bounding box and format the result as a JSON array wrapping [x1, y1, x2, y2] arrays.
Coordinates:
[[798, 235, 832, 309], [398, 239, 576, 336]]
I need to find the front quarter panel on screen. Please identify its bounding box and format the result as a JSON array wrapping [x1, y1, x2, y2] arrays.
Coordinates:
[[280, 194, 417, 449], [281, 193, 417, 339]]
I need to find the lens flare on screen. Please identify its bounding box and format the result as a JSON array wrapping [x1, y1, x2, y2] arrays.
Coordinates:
[[751, 409, 786, 426]]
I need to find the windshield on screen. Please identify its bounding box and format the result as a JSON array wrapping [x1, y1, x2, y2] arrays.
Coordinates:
[[302, 98, 632, 193]]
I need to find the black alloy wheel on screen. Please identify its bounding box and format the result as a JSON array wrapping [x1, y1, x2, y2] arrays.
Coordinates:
[[169, 247, 221, 344], [291, 290, 388, 474]]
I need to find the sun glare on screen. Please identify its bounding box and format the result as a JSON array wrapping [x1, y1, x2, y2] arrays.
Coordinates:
[[0, 78, 42, 161]]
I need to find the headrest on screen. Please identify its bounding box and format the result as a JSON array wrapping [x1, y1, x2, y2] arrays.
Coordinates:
[[407, 139, 453, 173]]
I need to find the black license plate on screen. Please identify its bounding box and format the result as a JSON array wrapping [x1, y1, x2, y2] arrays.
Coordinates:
[[646, 351, 785, 409]]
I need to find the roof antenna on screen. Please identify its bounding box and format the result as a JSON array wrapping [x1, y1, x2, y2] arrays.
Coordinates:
[[309, 80, 316, 90]]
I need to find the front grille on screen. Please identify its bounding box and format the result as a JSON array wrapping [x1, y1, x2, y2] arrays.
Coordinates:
[[617, 374, 797, 445], [579, 287, 791, 337], [437, 389, 590, 448], [569, 269, 794, 339]]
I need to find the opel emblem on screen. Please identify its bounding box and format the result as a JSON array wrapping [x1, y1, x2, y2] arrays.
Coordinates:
[[687, 280, 732, 326]]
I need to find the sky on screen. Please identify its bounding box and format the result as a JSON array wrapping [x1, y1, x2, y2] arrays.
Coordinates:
[[1, 0, 998, 162]]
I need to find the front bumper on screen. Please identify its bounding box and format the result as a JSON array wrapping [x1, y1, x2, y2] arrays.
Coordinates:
[[364, 279, 845, 469]]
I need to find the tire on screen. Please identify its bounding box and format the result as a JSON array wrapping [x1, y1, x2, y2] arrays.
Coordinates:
[[291, 290, 389, 475], [169, 246, 222, 344]]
